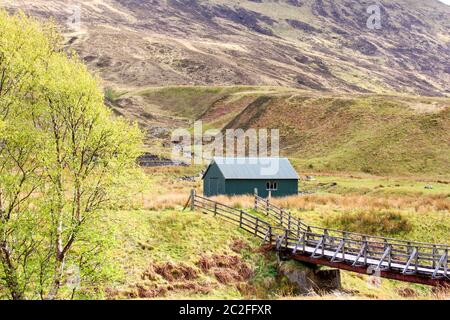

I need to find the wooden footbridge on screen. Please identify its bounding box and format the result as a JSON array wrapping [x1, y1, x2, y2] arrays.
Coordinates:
[[186, 190, 449, 287]]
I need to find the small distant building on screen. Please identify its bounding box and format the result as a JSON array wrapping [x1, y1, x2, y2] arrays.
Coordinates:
[[202, 157, 299, 198]]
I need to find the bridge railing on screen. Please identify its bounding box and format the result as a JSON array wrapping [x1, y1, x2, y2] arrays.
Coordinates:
[[186, 191, 448, 280], [255, 195, 449, 279], [279, 230, 449, 276], [254, 195, 309, 235]]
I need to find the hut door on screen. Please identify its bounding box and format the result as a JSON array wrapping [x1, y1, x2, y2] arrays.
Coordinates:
[[209, 178, 218, 196]]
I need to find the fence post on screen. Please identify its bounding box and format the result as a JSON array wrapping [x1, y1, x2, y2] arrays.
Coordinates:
[[214, 202, 217, 216], [307, 226, 312, 243], [255, 218, 259, 236], [415, 246, 419, 273], [302, 231, 306, 252], [363, 236, 368, 265], [323, 229, 329, 256], [190, 189, 196, 211], [266, 198, 269, 216], [239, 210, 243, 228], [254, 188, 258, 211], [445, 249, 448, 277], [388, 245, 392, 269], [268, 225, 272, 244], [342, 231, 347, 261], [407, 242, 412, 255], [383, 239, 392, 269], [432, 245, 437, 269]]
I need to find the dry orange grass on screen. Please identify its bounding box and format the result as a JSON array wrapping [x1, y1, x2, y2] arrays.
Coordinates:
[[432, 286, 450, 300], [210, 195, 255, 209], [142, 193, 190, 210], [139, 185, 449, 214], [205, 193, 449, 214], [271, 194, 449, 213]]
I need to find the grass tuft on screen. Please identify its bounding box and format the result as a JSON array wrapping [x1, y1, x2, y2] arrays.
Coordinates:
[[324, 210, 413, 236]]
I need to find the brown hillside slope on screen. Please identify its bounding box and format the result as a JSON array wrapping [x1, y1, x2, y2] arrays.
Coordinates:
[[4, 0, 450, 96]]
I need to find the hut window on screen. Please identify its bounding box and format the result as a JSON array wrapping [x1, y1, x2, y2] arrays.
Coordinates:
[[266, 181, 278, 191]]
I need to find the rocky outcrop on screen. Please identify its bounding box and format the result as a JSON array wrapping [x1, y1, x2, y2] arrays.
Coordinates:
[[278, 260, 342, 295]]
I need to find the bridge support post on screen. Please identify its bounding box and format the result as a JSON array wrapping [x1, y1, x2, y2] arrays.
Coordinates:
[[278, 260, 342, 295]]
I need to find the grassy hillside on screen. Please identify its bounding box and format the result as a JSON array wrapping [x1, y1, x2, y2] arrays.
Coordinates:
[[135, 86, 255, 119], [100, 209, 281, 299], [224, 94, 450, 176], [115, 86, 450, 177], [100, 208, 448, 300]]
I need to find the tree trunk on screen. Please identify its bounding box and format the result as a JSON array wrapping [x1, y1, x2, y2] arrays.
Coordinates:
[[46, 177, 65, 301], [46, 256, 65, 300], [0, 243, 24, 300]]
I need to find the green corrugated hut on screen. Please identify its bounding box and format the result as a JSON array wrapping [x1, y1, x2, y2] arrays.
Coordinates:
[[202, 157, 299, 198]]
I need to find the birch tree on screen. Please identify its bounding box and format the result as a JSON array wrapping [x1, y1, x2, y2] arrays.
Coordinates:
[[0, 11, 142, 299]]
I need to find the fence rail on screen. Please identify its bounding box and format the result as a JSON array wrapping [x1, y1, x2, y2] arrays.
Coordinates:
[[254, 195, 309, 235], [188, 191, 273, 242], [187, 190, 449, 285]]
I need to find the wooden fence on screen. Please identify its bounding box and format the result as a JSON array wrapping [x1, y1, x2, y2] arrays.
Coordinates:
[[187, 190, 274, 242], [254, 194, 308, 236]]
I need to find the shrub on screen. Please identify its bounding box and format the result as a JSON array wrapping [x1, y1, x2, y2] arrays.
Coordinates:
[[324, 210, 413, 236]]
